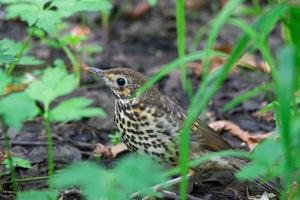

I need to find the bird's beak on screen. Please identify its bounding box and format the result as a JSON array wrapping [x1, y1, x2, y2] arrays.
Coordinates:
[[88, 67, 104, 77]]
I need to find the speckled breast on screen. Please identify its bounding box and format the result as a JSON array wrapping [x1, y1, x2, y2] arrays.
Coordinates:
[[114, 99, 179, 165]]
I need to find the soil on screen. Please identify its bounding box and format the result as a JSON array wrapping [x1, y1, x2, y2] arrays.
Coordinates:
[[0, 1, 281, 200]]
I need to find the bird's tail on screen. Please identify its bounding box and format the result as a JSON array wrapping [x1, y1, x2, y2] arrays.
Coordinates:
[[228, 156, 281, 196]]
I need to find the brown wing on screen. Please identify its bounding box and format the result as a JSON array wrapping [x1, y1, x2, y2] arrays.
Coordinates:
[[192, 120, 232, 151], [161, 95, 233, 151]]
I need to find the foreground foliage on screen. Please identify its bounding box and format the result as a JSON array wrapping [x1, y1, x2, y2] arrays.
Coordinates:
[[0, 0, 300, 200]]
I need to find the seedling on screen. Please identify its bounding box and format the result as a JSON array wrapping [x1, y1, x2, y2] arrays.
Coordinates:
[[108, 131, 121, 145], [0, 69, 39, 192], [26, 64, 106, 178], [17, 155, 166, 200], [1, 0, 112, 80]]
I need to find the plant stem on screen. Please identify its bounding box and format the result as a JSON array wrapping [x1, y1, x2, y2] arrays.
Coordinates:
[[1, 122, 17, 193], [6, 28, 35, 75], [101, 11, 110, 43], [43, 105, 55, 182], [176, 0, 193, 99], [2, 175, 49, 184], [176, 2, 192, 196], [61, 44, 81, 85]]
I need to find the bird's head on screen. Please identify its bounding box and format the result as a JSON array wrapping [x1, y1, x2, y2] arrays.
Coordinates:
[[88, 67, 149, 99]]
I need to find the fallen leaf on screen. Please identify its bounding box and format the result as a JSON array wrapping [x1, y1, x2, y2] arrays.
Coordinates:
[[71, 26, 91, 38], [188, 56, 238, 76], [209, 120, 271, 150], [237, 54, 271, 73], [252, 110, 274, 122], [3, 83, 28, 95], [93, 143, 128, 159], [127, 1, 150, 19], [185, 0, 209, 11]]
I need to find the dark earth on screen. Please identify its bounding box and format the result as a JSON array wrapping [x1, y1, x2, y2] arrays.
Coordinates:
[[0, 1, 281, 200]]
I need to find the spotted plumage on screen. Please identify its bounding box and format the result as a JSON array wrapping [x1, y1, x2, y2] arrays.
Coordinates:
[[88, 67, 279, 194], [87, 67, 235, 163]]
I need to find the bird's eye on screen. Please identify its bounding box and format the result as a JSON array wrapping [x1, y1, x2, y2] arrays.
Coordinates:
[[116, 77, 126, 86]]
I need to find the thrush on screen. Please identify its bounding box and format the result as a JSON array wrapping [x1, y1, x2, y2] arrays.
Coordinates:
[[88, 67, 278, 195]]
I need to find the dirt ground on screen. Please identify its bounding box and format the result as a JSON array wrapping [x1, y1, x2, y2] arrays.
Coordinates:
[[0, 1, 281, 200]]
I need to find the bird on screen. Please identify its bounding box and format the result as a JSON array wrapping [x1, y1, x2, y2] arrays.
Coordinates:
[[88, 66, 279, 195]]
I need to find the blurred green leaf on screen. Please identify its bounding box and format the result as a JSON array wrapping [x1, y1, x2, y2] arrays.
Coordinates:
[[0, 39, 43, 65], [276, 46, 297, 139], [49, 97, 106, 122], [0, 92, 39, 130], [53, 0, 112, 16], [51, 156, 166, 200], [60, 34, 86, 47], [286, 6, 300, 53], [108, 131, 121, 145], [259, 101, 279, 113], [147, 0, 157, 7], [18, 56, 44, 66], [251, 138, 282, 166], [4, 1, 61, 33], [26, 67, 77, 106], [3, 157, 32, 169], [237, 138, 283, 180], [115, 156, 166, 196], [2, 0, 112, 33], [51, 162, 113, 200], [0, 69, 12, 94], [0, 40, 15, 64], [1, 38, 30, 55], [236, 162, 267, 180], [86, 44, 103, 55], [224, 83, 273, 111], [16, 190, 58, 200]]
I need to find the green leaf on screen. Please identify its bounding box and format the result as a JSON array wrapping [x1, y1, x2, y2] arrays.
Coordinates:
[[26, 67, 77, 106], [250, 138, 282, 167], [115, 155, 166, 196], [108, 131, 121, 145], [51, 156, 166, 200], [0, 40, 14, 64], [35, 10, 62, 33], [236, 162, 267, 180], [147, 0, 158, 7], [70, 0, 112, 13], [16, 190, 58, 200], [0, 69, 12, 94], [1, 38, 29, 55], [0, 39, 43, 65], [50, 162, 110, 200], [0, 92, 39, 130], [259, 101, 279, 113], [236, 138, 283, 181], [2, 0, 112, 33], [49, 97, 106, 122], [3, 157, 32, 169], [224, 83, 273, 111], [19, 56, 44, 65]]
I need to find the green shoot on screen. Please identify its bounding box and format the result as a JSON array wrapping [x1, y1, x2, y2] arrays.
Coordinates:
[[1, 38, 44, 75], [1, 0, 112, 80], [3, 157, 32, 170], [2, 0, 112, 33], [16, 190, 58, 200], [26, 66, 106, 179], [223, 83, 273, 111], [0, 41, 14, 64], [108, 131, 121, 145], [17, 156, 166, 200], [175, 0, 193, 98], [0, 69, 39, 193]]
